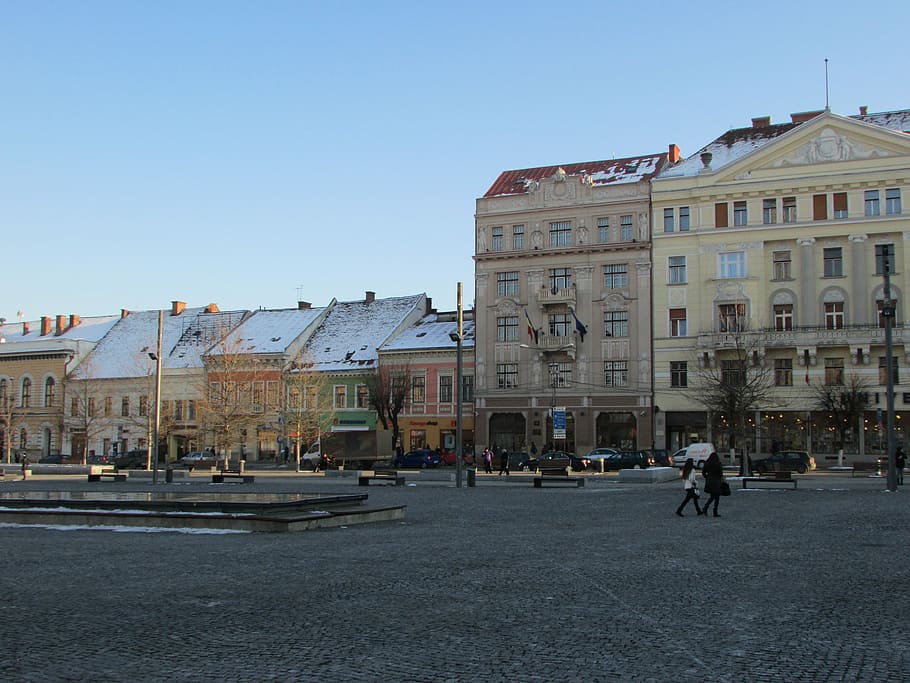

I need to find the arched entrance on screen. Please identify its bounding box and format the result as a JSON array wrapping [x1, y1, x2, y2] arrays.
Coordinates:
[[488, 413, 527, 451], [595, 412, 637, 450]]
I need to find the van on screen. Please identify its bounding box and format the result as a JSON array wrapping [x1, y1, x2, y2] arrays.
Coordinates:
[[671, 442, 716, 468]]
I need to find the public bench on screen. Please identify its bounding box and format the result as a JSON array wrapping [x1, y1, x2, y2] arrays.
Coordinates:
[[212, 469, 255, 484], [852, 461, 884, 477], [358, 469, 406, 486], [533, 460, 584, 488], [741, 470, 797, 489], [87, 471, 128, 483]]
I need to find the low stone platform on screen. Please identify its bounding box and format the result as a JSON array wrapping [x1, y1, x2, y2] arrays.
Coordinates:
[[618, 466, 680, 483]]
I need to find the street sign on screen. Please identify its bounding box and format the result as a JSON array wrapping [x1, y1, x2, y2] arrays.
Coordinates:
[[552, 406, 566, 440]]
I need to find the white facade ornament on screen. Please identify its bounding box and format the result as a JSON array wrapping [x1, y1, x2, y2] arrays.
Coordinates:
[[772, 127, 888, 167]]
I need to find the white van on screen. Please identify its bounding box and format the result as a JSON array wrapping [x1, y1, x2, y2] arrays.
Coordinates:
[[671, 443, 716, 468]]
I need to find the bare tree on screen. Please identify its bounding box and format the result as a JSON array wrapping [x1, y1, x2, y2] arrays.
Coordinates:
[[365, 362, 410, 455], [63, 357, 108, 464], [686, 326, 776, 473], [0, 379, 17, 463], [809, 373, 871, 454], [281, 352, 334, 471]]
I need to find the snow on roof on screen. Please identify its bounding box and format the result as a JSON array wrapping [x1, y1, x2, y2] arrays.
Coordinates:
[[211, 307, 328, 356], [305, 294, 425, 372], [482, 154, 666, 198], [853, 109, 910, 133], [381, 313, 475, 352], [0, 315, 120, 354], [75, 307, 248, 379]]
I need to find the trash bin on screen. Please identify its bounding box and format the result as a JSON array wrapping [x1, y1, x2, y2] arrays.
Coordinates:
[[165, 467, 174, 483], [467, 468, 476, 487]]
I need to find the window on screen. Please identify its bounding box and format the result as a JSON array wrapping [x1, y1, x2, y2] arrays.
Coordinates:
[[496, 271, 519, 297], [497, 316, 518, 341], [763, 198, 777, 224], [670, 361, 688, 388], [878, 299, 898, 328], [875, 243, 894, 275], [718, 251, 745, 278], [71, 397, 78, 417], [334, 385, 347, 409], [714, 202, 728, 228], [772, 251, 791, 280], [834, 192, 848, 218], [679, 206, 690, 231], [721, 360, 746, 387], [879, 356, 900, 385], [663, 208, 674, 233], [604, 361, 628, 388], [669, 308, 687, 337], [597, 217, 610, 243], [356, 384, 369, 408], [886, 188, 902, 215], [604, 311, 629, 338], [461, 374, 474, 402], [88, 397, 95, 417], [187, 400, 197, 420], [491, 226, 503, 251], [620, 215, 633, 241], [604, 264, 628, 289], [549, 267, 572, 291], [718, 303, 746, 332], [774, 359, 793, 386], [20, 378, 31, 407], [773, 304, 794, 331], [0, 379, 6, 402], [411, 376, 425, 403], [549, 220, 571, 247], [121, 396, 129, 417], [865, 190, 880, 216], [512, 224, 525, 250], [825, 358, 844, 386], [439, 376, 453, 403], [823, 247, 843, 277], [252, 381, 264, 410], [173, 400, 184, 421], [266, 381, 279, 407], [813, 194, 828, 221], [668, 256, 687, 284], [496, 363, 518, 389], [44, 377, 55, 407], [139, 395, 148, 417], [550, 362, 572, 388], [782, 196, 797, 223], [733, 201, 747, 226], [549, 313, 572, 337], [824, 302, 845, 330]]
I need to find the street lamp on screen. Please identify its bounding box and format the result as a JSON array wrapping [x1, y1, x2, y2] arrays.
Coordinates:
[[450, 282, 464, 488], [881, 248, 897, 492], [151, 310, 163, 484]]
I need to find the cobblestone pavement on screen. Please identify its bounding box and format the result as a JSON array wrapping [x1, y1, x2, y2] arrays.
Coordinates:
[[0, 471, 908, 682]]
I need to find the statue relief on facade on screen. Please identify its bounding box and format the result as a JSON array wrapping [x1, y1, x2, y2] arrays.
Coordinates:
[[531, 231, 543, 249], [577, 226, 588, 245], [772, 128, 888, 167], [477, 227, 487, 252], [638, 212, 648, 240]]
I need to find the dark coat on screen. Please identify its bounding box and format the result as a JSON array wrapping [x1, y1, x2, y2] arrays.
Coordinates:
[[702, 458, 724, 495]]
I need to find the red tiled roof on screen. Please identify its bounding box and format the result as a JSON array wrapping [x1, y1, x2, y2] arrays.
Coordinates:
[[482, 154, 667, 198]]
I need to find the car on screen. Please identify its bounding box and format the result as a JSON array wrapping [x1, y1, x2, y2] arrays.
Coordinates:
[[38, 454, 65, 464], [751, 450, 816, 474], [672, 443, 716, 468], [87, 453, 111, 465], [178, 451, 217, 468], [520, 451, 587, 472], [600, 451, 653, 471], [393, 449, 441, 469], [113, 449, 150, 469], [583, 447, 621, 470], [647, 449, 673, 467], [440, 450, 476, 466]]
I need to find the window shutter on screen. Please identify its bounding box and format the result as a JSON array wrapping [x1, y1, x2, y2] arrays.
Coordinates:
[[714, 202, 728, 228], [813, 194, 828, 220]]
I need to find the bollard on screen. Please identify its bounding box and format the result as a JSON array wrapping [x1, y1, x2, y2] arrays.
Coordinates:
[[467, 468, 476, 487], [239, 459, 245, 474], [599, 458, 605, 474], [165, 467, 173, 483]]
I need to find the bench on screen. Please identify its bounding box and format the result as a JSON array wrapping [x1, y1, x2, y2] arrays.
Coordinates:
[[742, 470, 797, 489], [852, 461, 884, 477], [87, 472, 128, 482], [533, 463, 585, 488], [358, 469, 406, 486], [212, 470, 255, 483]]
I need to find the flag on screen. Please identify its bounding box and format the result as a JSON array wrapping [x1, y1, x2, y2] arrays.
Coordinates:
[[525, 310, 539, 344], [805, 367, 810, 385], [571, 308, 587, 342]]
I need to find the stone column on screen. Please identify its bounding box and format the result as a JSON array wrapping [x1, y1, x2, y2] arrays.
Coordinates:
[[797, 238, 817, 325]]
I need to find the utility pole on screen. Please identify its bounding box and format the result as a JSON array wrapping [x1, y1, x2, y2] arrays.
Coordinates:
[[882, 248, 897, 492], [452, 283, 464, 488]]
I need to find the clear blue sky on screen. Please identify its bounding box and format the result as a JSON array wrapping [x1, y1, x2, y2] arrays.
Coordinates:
[[3, 1, 908, 320]]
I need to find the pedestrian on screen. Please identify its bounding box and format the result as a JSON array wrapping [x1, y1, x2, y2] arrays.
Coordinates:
[[676, 458, 702, 517], [530, 443, 538, 457], [701, 452, 724, 517], [896, 446, 906, 485], [499, 448, 510, 476], [483, 447, 493, 474]]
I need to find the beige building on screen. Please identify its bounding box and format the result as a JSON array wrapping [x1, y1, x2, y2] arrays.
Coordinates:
[[651, 107, 910, 458], [474, 154, 670, 455]]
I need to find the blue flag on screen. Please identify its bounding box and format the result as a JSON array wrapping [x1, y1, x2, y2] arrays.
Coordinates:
[[571, 309, 587, 342]]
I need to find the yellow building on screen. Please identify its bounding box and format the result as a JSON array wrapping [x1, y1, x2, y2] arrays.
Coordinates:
[[652, 108, 910, 458]]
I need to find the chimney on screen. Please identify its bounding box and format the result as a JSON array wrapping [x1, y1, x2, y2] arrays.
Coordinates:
[[41, 316, 51, 336], [425, 297, 433, 314], [667, 143, 681, 164], [68, 314, 80, 329], [22, 322, 29, 335], [205, 303, 220, 313], [790, 110, 824, 124], [859, 105, 868, 116], [297, 301, 312, 310], [171, 301, 186, 316], [751, 116, 772, 128], [121, 309, 130, 318], [365, 291, 376, 304], [700, 151, 713, 170], [56, 315, 66, 335]]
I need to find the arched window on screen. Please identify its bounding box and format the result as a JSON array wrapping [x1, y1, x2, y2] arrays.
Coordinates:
[[20, 378, 32, 407], [45, 377, 56, 407], [0, 378, 8, 402], [19, 428, 27, 448]]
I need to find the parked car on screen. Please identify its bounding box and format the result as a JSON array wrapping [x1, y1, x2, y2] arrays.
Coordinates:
[[38, 454, 65, 464], [178, 451, 217, 468], [672, 443, 716, 468], [113, 449, 150, 469], [87, 454, 111, 465], [393, 449, 441, 469], [520, 451, 586, 472], [600, 450, 653, 471], [583, 447, 621, 470], [751, 450, 816, 474], [647, 449, 672, 467]]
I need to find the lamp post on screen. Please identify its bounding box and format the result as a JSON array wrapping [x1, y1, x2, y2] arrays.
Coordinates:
[[881, 249, 897, 492], [450, 282, 464, 488], [151, 309, 163, 484]]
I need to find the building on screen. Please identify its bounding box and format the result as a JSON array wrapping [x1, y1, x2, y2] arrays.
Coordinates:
[[474, 154, 669, 455], [651, 107, 910, 458]]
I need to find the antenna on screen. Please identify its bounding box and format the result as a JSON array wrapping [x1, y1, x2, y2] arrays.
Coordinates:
[[296, 284, 305, 301], [824, 58, 830, 111]]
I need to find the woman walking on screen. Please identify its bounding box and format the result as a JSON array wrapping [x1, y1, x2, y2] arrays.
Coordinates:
[[701, 452, 724, 517], [676, 458, 703, 517]]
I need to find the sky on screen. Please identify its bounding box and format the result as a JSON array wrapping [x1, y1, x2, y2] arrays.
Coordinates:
[[2, 1, 909, 321]]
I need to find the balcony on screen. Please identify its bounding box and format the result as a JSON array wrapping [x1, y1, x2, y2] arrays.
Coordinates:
[[537, 285, 577, 307], [537, 334, 576, 353]]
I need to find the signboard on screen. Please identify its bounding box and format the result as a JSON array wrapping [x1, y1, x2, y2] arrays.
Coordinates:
[[552, 406, 566, 440]]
